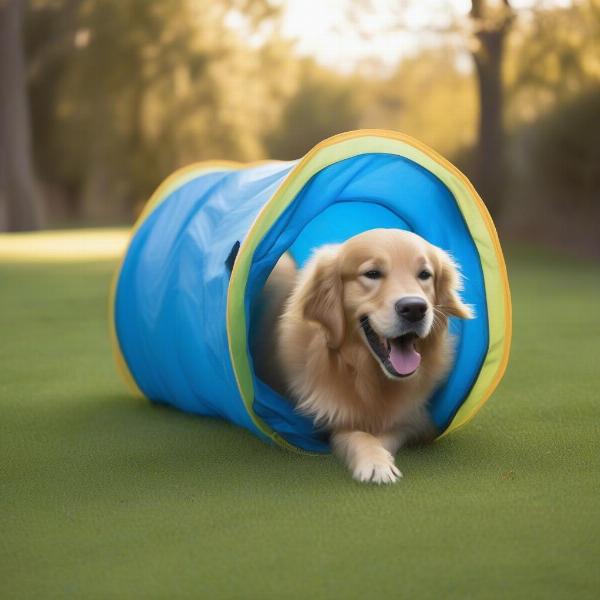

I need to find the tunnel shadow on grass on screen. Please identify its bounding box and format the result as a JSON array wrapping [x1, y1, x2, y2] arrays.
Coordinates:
[[5, 391, 340, 500]]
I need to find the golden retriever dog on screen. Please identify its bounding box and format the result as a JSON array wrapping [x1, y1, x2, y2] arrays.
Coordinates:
[[253, 229, 473, 484]]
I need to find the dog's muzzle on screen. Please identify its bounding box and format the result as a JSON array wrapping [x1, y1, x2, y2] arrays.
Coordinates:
[[359, 315, 422, 378]]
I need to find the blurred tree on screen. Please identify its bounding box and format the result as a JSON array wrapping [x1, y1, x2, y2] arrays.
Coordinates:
[[18, 0, 600, 238], [351, 0, 514, 215], [265, 59, 364, 159], [0, 0, 43, 231], [469, 0, 514, 216], [505, 87, 600, 255], [524, 89, 600, 207], [363, 48, 477, 157], [358, 0, 600, 220], [25, 0, 294, 222], [506, 0, 600, 124], [500, 0, 600, 247], [347, 0, 515, 215]]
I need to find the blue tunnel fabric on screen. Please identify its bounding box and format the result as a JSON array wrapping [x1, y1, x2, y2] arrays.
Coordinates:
[[115, 162, 296, 444], [114, 153, 489, 453]]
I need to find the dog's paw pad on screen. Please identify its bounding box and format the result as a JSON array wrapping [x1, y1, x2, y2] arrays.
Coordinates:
[[352, 451, 402, 484]]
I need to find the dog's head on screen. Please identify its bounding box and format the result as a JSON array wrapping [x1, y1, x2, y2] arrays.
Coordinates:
[[300, 229, 474, 380]]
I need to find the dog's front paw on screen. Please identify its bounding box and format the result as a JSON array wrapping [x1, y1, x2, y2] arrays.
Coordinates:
[[352, 448, 402, 484]]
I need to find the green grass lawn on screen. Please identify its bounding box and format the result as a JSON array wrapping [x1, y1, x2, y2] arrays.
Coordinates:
[[1, 233, 599, 599]]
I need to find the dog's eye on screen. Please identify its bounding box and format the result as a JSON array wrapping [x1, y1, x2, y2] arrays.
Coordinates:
[[418, 270, 432, 281], [363, 270, 383, 280]]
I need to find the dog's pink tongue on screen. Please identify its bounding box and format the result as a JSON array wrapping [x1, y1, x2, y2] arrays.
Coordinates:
[[389, 342, 421, 375]]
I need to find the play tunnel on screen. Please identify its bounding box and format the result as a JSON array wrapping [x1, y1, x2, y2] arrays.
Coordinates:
[[109, 130, 512, 453]]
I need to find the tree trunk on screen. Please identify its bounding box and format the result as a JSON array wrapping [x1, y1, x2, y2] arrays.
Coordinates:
[[469, 0, 513, 217], [0, 0, 43, 231]]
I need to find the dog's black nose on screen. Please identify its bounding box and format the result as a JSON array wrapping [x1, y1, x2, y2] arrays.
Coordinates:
[[395, 297, 427, 323]]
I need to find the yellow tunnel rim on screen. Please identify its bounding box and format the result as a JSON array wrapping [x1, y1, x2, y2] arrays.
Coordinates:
[[225, 129, 512, 452]]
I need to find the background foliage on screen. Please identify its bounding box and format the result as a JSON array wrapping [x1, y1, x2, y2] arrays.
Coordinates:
[[2, 0, 599, 252]]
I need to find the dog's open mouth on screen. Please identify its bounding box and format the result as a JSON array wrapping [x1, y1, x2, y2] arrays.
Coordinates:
[[359, 316, 421, 378]]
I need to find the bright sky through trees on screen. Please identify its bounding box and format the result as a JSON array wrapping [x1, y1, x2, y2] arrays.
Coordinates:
[[277, 0, 574, 72]]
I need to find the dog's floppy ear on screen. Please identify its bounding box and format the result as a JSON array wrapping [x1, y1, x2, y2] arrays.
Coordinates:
[[301, 245, 345, 349], [435, 249, 474, 320]]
